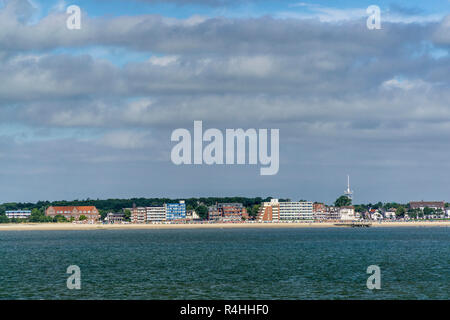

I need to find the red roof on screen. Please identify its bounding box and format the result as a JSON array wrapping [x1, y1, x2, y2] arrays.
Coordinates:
[[49, 206, 97, 212]]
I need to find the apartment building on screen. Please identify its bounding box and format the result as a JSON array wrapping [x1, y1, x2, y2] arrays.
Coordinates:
[[280, 201, 313, 221], [147, 206, 166, 222], [46, 206, 100, 222], [208, 203, 247, 222], [166, 201, 186, 221], [131, 207, 147, 224], [257, 199, 280, 222], [208, 205, 222, 221], [6, 210, 31, 219]]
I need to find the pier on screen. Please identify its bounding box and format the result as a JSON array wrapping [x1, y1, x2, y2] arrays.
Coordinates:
[[334, 222, 372, 228]]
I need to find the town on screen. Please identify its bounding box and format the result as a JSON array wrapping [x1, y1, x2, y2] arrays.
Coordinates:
[[1, 177, 449, 225]]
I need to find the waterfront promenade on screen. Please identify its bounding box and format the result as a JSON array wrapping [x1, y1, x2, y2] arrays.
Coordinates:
[[0, 220, 449, 231]]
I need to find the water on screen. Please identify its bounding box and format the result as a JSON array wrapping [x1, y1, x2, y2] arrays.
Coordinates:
[[0, 227, 448, 299]]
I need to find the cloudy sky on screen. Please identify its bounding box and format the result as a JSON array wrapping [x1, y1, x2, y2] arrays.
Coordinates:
[[0, 0, 449, 204]]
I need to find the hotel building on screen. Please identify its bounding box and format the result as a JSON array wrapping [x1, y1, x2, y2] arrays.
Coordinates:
[[45, 206, 100, 222], [166, 201, 186, 221], [6, 210, 31, 219], [409, 201, 445, 211]]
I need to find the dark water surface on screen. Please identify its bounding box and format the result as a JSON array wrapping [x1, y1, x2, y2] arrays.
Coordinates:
[[0, 227, 448, 299]]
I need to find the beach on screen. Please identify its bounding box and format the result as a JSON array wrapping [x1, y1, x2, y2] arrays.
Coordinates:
[[0, 220, 449, 231]]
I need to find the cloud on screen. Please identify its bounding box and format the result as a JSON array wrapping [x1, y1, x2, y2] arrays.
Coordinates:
[[97, 130, 153, 149], [433, 14, 450, 46], [1, 0, 450, 202]]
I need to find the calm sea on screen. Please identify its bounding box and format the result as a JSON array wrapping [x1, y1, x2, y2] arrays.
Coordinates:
[[0, 227, 448, 300]]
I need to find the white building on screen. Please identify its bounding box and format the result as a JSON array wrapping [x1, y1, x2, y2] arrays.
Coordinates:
[[384, 209, 396, 220], [279, 201, 313, 221], [146, 206, 166, 222], [6, 210, 31, 219], [339, 206, 356, 221], [186, 210, 200, 221], [371, 211, 383, 221]]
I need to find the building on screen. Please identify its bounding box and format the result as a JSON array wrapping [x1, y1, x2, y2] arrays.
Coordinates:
[[257, 199, 313, 222], [409, 201, 445, 211], [208, 203, 247, 222], [45, 206, 100, 222], [6, 210, 31, 219], [186, 210, 201, 221], [166, 201, 186, 221], [219, 203, 247, 222], [339, 206, 356, 221], [369, 209, 383, 221], [257, 199, 280, 222], [208, 205, 222, 221], [279, 201, 313, 221], [131, 207, 146, 224], [313, 203, 327, 220], [384, 208, 396, 220], [105, 213, 124, 224], [326, 206, 341, 220], [146, 206, 166, 222]]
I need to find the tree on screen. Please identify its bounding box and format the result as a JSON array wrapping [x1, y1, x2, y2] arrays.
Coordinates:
[[0, 214, 9, 224], [29, 208, 42, 222], [247, 204, 260, 219], [423, 207, 434, 216], [195, 205, 208, 220], [335, 196, 351, 207], [355, 205, 367, 213], [123, 209, 131, 222], [79, 215, 87, 221], [396, 206, 405, 218], [53, 215, 67, 223]]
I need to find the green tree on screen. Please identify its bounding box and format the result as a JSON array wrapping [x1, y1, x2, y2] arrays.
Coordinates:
[[247, 204, 261, 219], [335, 196, 351, 207], [39, 215, 53, 223], [123, 209, 131, 222], [0, 214, 9, 224], [29, 208, 45, 222], [195, 205, 208, 220], [423, 207, 434, 216], [53, 215, 67, 223], [79, 215, 87, 221], [396, 206, 405, 217]]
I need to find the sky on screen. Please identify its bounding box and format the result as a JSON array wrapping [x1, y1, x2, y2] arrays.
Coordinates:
[[0, 0, 450, 204]]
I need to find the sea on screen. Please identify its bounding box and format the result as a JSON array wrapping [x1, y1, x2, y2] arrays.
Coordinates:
[[0, 227, 448, 299]]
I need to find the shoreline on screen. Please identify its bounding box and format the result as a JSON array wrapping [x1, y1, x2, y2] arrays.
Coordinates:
[[0, 221, 449, 231]]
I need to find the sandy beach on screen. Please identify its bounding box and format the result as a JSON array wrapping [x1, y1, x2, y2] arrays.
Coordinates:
[[0, 221, 449, 231]]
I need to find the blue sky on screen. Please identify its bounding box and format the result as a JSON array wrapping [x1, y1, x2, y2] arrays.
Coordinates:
[[19, 0, 450, 21], [0, 0, 450, 204]]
